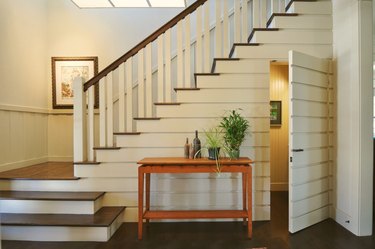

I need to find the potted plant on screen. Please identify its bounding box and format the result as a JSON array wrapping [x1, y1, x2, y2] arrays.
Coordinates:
[[204, 127, 223, 160], [219, 109, 250, 159]]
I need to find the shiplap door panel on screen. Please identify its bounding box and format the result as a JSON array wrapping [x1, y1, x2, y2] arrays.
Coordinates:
[[288, 50, 332, 233]]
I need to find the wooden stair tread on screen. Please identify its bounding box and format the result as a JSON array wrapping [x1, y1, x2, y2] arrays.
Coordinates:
[[154, 102, 181, 106], [134, 117, 161, 120], [1, 207, 125, 227], [0, 162, 79, 180], [74, 161, 101, 165], [174, 88, 201, 91], [93, 147, 121, 150], [0, 191, 105, 201], [113, 132, 141, 135]]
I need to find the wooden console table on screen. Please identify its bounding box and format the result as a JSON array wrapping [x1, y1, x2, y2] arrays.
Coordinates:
[[137, 157, 253, 240]]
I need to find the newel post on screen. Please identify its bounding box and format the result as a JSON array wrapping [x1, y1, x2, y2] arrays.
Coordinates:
[[73, 77, 87, 162]]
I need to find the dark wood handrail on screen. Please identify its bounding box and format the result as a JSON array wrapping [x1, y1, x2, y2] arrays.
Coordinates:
[[84, 0, 208, 92]]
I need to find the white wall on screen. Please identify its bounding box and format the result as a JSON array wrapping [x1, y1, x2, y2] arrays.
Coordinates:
[[0, 0, 48, 109], [0, 0, 49, 171], [332, 0, 373, 236]]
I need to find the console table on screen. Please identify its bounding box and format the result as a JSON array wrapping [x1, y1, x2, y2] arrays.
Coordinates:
[[137, 157, 253, 240]]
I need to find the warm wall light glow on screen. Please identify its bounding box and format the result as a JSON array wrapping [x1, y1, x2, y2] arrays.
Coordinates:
[[111, 0, 149, 7], [71, 0, 186, 8], [149, 0, 185, 7], [71, 0, 112, 8]]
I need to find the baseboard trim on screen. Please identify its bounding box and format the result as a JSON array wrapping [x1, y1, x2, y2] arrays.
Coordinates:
[[271, 182, 288, 191], [334, 208, 356, 235], [48, 156, 73, 162], [0, 157, 49, 172]]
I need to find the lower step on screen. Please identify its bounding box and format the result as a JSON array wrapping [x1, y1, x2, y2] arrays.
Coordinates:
[[1, 206, 125, 241], [0, 191, 105, 214]]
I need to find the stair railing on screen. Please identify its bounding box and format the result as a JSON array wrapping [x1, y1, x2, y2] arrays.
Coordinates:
[[73, 0, 287, 162]]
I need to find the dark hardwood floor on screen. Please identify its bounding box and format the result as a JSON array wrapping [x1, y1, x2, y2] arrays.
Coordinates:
[[2, 192, 374, 249]]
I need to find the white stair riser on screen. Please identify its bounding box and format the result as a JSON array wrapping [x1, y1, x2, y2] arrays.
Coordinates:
[[1, 222, 120, 242], [233, 44, 332, 59], [75, 163, 138, 178], [136, 118, 270, 133], [0, 199, 102, 214], [116, 132, 269, 148], [156, 103, 269, 118], [269, 15, 332, 29], [177, 89, 269, 103], [0, 178, 138, 192], [96, 147, 269, 162], [214, 60, 270, 74], [250, 30, 332, 44], [196, 74, 270, 88], [287, 2, 332, 15]]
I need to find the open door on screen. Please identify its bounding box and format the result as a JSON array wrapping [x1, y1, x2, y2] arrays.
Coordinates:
[[288, 50, 333, 233]]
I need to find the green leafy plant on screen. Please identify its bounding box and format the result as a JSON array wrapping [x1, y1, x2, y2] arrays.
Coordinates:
[[219, 109, 250, 159]]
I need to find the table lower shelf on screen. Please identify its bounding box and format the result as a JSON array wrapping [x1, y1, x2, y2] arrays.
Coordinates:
[[143, 210, 248, 219]]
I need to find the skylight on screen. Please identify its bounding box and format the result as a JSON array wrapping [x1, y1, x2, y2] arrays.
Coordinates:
[[71, 0, 187, 8]]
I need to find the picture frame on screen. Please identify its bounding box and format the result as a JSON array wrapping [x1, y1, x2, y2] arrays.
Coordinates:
[[270, 100, 282, 126], [52, 56, 98, 109]]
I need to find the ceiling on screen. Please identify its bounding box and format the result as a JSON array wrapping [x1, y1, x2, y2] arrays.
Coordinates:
[[71, 0, 187, 8]]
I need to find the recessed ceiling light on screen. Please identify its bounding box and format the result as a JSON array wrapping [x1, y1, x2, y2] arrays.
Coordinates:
[[71, 0, 112, 8], [149, 0, 185, 7], [111, 0, 149, 7]]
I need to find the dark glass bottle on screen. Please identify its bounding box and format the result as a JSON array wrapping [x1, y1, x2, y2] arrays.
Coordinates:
[[193, 130, 201, 158], [184, 138, 190, 159]]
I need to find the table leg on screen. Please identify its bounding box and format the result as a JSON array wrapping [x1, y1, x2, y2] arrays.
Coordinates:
[[145, 173, 151, 224], [138, 167, 144, 240], [247, 166, 252, 239], [242, 172, 247, 225]]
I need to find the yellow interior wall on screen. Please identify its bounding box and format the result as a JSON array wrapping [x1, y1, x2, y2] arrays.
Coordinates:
[[270, 63, 289, 191]]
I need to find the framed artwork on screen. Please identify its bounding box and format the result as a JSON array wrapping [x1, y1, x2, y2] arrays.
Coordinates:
[[52, 56, 98, 109], [270, 101, 282, 126]]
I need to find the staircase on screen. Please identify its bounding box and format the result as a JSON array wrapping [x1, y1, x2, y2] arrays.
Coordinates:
[[0, 0, 332, 242]]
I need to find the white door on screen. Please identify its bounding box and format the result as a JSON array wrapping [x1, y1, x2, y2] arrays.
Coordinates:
[[288, 50, 333, 233]]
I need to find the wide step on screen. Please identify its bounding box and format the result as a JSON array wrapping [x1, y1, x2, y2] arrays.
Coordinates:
[[1, 207, 125, 241], [0, 191, 104, 201], [1, 206, 124, 226], [0, 191, 105, 214]]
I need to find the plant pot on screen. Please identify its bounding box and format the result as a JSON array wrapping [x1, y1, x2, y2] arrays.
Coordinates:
[[208, 147, 220, 160], [228, 149, 240, 159]]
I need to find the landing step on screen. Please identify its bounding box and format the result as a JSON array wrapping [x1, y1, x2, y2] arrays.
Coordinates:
[[1, 207, 125, 241], [1, 206, 124, 227], [0, 191, 105, 214], [0, 191, 105, 201]]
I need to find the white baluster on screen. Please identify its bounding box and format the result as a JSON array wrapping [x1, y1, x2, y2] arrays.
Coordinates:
[[242, 0, 248, 43], [165, 30, 172, 102], [223, 0, 229, 56], [126, 58, 133, 131], [118, 62, 126, 132], [271, 0, 278, 13], [234, 0, 241, 43], [215, 0, 222, 58], [184, 15, 191, 87], [87, 86, 95, 161], [204, 1, 210, 72], [138, 49, 145, 118], [260, 0, 267, 28], [157, 35, 164, 102], [106, 72, 113, 146], [279, 0, 285, 13], [253, 0, 260, 29], [99, 78, 106, 147], [73, 77, 86, 162], [145, 43, 152, 117], [177, 20, 183, 87], [196, 6, 203, 73]]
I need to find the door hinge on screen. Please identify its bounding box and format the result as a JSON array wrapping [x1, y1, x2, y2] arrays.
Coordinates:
[[290, 157, 293, 163]]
